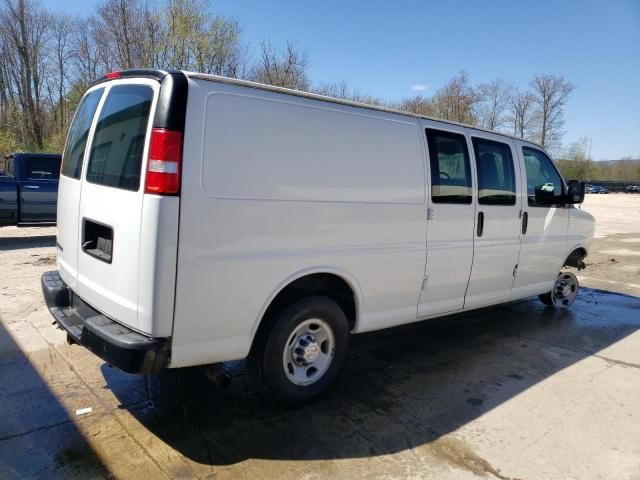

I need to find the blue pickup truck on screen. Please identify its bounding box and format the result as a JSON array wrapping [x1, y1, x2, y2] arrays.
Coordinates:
[[0, 153, 61, 225]]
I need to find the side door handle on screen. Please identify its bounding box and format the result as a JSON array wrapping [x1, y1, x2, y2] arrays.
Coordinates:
[[521, 211, 528, 235], [477, 211, 484, 237], [24, 185, 40, 189]]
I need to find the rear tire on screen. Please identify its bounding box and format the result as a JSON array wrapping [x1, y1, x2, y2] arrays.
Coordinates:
[[249, 296, 350, 406]]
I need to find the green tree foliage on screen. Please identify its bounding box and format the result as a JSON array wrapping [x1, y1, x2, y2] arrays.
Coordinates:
[[555, 139, 640, 182]]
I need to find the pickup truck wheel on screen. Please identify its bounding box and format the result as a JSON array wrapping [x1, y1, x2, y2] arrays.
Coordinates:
[[250, 296, 349, 406], [539, 272, 579, 308]]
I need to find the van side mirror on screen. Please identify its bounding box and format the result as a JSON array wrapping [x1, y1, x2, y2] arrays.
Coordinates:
[[566, 180, 585, 204]]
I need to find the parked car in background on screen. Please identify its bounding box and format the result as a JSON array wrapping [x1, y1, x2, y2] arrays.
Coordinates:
[[584, 184, 593, 193], [591, 185, 609, 194], [41, 69, 593, 405], [0, 153, 61, 225], [626, 185, 639, 193]]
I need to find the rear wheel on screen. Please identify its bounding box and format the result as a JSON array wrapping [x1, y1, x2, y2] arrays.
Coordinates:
[[539, 272, 579, 308], [250, 296, 350, 405]]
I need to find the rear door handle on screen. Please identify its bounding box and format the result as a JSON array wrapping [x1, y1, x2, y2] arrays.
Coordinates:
[[477, 211, 484, 237], [24, 185, 40, 189], [521, 211, 528, 235]]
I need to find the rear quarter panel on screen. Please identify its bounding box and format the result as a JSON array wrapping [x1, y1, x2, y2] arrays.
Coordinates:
[[170, 79, 428, 367]]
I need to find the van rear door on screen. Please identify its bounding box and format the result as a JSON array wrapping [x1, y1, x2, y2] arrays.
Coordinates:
[[57, 87, 106, 291], [75, 79, 159, 332], [57, 72, 187, 337]]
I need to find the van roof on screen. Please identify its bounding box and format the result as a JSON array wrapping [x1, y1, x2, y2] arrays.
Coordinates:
[[184, 71, 547, 152]]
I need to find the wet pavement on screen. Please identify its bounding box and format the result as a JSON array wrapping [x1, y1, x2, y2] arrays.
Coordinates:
[[1, 226, 640, 479]]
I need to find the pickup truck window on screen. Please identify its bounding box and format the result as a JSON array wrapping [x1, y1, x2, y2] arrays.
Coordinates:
[[472, 137, 516, 206], [522, 146, 564, 206], [86, 85, 153, 191], [27, 157, 60, 180], [62, 88, 104, 179], [426, 129, 472, 204]]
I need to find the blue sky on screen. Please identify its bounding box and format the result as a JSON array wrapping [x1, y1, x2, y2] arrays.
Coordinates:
[[47, 0, 639, 159]]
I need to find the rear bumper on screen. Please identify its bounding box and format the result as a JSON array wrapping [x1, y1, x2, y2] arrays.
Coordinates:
[[41, 270, 170, 374]]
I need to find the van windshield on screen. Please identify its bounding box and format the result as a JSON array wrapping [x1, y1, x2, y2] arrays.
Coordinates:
[[86, 85, 154, 191]]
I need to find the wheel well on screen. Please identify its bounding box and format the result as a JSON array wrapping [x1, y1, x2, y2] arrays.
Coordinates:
[[564, 247, 587, 270], [250, 273, 357, 354]]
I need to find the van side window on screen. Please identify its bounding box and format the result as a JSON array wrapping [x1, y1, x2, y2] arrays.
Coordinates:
[[522, 147, 564, 207], [426, 129, 472, 204], [472, 138, 516, 206], [27, 157, 60, 180]]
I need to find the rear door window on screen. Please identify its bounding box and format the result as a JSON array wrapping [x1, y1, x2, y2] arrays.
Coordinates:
[[426, 129, 472, 204], [27, 157, 60, 180], [472, 137, 516, 205], [61, 88, 104, 179], [86, 85, 154, 191]]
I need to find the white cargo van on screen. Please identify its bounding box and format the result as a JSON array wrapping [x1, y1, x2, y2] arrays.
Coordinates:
[[42, 69, 594, 404]]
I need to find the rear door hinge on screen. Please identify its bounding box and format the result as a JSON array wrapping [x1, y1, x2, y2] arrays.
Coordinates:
[[512, 264, 518, 277], [422, 276, 429, 290]]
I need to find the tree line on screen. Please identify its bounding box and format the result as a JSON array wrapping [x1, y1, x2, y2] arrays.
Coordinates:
[[0, 0, 635, 181]]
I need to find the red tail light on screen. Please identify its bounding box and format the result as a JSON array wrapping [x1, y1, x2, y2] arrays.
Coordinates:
[[145, 128, 183, 195]]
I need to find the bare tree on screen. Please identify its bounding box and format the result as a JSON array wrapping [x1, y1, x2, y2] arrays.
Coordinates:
[[508, 88, 536, 139], [476, 78, 512, 131], [93, 0, 148, 70], [49, 14, 73, 132], [250, 40, 309, 90], [0, 0, 50, 149], [160, 0, 245, 75], [71, 18, 101, 86], [313, 80, 382, 105], [430, 71, 479, 124], [194, 16, 245, 76], [556, 137, 592, 180], [397, 95, 435, 116], [140, 2, 166, 69], [530, 74, 574, 150]]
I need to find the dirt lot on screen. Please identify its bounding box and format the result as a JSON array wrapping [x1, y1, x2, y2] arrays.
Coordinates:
[[576, 193, 640, 296], [0, 194, 639, 479]]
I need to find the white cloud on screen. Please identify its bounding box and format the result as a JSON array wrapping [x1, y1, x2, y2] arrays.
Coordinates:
[[410, 83, 428, 92]]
